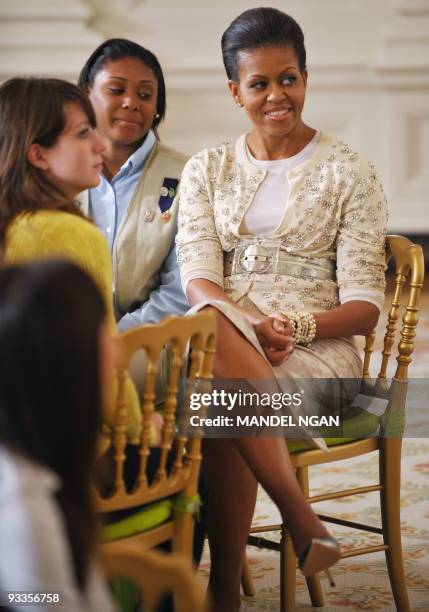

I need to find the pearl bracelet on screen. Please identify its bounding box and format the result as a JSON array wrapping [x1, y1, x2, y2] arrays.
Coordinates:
[[281, 311, 317, 348]]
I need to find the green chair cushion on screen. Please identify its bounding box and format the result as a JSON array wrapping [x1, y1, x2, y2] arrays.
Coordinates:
[[104, 500, 172, 612], [104, 491, 199, 612], [287, 436, 360, 454], [287, 406, 380, 454], [110, 578, 138, 612], [101, 499, 172, 542], [379, 411, 405, 437]]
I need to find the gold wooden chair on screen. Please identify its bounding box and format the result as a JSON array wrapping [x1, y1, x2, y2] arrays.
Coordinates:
[[103, 545, 207, 612], [242, 235, 425, 611], [95, 312, 216, 565]]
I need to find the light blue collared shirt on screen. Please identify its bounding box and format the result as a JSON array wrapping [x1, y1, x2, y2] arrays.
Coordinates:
[[90, 130, 156, 252], [89, 131, 188, 330]]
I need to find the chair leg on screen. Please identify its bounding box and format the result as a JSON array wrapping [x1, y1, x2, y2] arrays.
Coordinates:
[[280, 526, 296, 612], [296, 466, 324, 607], [241, 553, 256, 596], [172, 508, 194, 564], [305, 575, 324, 607], [380, 439, 410, 612]]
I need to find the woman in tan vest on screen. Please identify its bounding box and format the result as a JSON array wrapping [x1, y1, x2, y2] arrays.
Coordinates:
[[78, 39, 189, 333]]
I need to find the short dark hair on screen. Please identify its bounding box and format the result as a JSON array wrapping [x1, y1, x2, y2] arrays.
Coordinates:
[[221, 7, 307, 81], [0, 259, 106, 591], [78, 38, 166, 128]]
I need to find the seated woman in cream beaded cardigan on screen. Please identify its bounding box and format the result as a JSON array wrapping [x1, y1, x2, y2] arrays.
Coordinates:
[[176, 8, 387, 612]]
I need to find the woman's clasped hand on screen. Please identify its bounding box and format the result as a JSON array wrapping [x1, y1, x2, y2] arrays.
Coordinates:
[[255, 313, 295, 366]]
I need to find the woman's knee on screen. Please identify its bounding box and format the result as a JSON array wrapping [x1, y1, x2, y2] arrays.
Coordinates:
[[199, 308, 243, 360]]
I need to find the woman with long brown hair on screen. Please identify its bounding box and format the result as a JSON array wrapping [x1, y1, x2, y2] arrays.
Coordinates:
[[0, 260, 115, 611], [0, 77, 141, 452]]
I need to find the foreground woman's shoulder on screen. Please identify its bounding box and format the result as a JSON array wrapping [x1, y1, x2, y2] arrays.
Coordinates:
[[19, 209, 108, 256], [41, 209, 103, 236]]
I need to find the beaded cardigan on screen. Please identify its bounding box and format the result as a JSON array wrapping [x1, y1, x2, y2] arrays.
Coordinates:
[[176, 132, 388, 316]]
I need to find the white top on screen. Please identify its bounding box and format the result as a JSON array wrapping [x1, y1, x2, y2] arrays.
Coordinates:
[[0, 447, 116, 612], [243, 133, 319, 236], [241, 134, 383, 311]]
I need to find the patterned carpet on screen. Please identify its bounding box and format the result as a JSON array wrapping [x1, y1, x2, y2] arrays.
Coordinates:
[[199, 287, 429, 610]]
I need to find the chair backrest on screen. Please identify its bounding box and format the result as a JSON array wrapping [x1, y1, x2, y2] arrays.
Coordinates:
[[103, 545, 207, 612], [362, 235, 425, 383], [94, 312, 216, 514]]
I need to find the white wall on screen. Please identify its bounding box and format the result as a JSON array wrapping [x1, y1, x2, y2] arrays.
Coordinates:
[[1, 0, 428, 232]]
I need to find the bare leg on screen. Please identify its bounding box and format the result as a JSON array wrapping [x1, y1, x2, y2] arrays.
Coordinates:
[[204, 309, 331, 609], [233, 436, 329, 556], [203, 438, 257, 612]]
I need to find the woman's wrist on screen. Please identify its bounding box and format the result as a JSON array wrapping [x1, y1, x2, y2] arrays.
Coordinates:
[[282, 311, 317, 347]]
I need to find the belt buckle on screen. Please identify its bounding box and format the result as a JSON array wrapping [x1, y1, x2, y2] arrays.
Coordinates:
[[237, 244, 275, 273]]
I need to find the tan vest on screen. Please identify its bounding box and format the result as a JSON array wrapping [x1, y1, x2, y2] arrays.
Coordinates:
[[78, 141, 188, 316]]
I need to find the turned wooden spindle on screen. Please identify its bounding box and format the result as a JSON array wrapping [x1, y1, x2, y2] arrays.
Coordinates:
[[378, 272, 406, 380], [113, 369, 128, 495], [394, 245, 424, 380], [136, 357, 157, 489], [362, 331, 376, 379]]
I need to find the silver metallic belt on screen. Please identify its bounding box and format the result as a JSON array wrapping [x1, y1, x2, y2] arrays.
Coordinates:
[[224, 244, 335, 281]]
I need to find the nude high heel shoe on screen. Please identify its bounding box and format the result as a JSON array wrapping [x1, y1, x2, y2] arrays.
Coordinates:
[[299, 537, 341, 580]]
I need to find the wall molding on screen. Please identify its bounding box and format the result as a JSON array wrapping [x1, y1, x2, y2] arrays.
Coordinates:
[[0, 0, 101, 79], [0, 0, 427, 232]]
